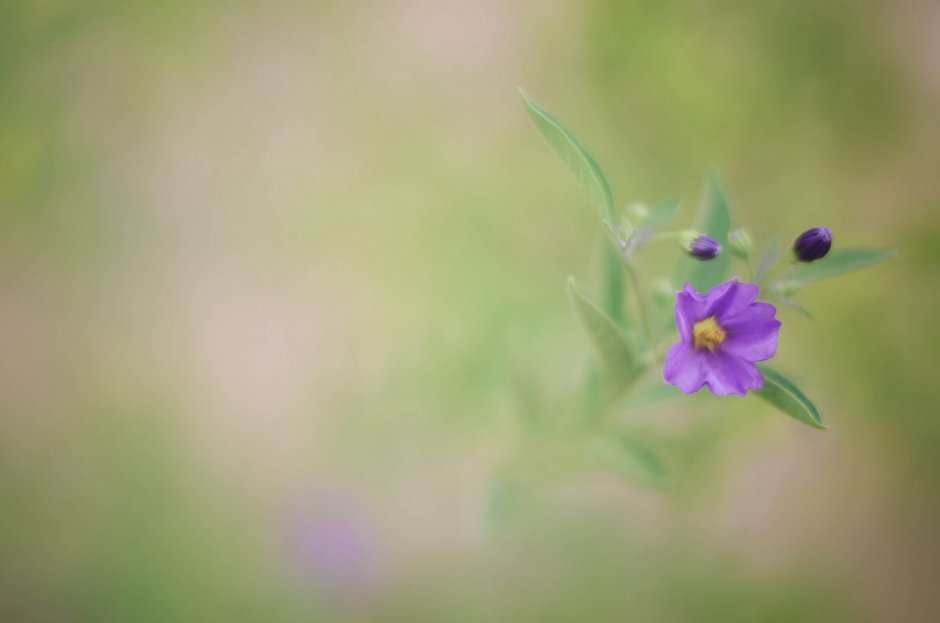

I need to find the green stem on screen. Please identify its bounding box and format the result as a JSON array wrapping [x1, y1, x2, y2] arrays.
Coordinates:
[[646, 231, 683, 243], [603, 243, 625, 325], [623, 260, 652, 344]]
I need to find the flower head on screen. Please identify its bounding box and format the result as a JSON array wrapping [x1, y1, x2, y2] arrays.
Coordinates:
[[793, 227, 832, 262], [664, 279, 781, 396], [679, 232, 722, 260]]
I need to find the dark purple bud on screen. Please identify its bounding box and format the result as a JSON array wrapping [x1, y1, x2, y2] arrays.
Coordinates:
[[793, 227, 832, 262], [688, 235, 722, 260]]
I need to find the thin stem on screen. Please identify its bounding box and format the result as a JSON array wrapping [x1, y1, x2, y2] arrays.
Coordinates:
[[603, 244, 625, 325], [646, 231, 682, 243], [623, 260, 652, 344]]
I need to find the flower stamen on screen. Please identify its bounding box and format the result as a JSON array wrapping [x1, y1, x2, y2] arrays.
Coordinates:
[[693, 316, 726, 352]]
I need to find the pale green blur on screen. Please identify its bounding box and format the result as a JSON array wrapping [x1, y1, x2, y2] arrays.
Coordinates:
[[1, 1, 938, 621]]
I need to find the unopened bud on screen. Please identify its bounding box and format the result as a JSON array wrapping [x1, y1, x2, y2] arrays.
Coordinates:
[[793, 227, 832, 262], [678, 231, 721, 261], [728, 228, 752, 259], [624, 202, 650, 225]]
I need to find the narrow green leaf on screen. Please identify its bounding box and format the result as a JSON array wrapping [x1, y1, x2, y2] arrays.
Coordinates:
[[755, 365, 826, 429], [520, 90, 625, 324], [781, 249, 897, 289], [589, 433, 668, 488], [567, 278, 638, 385], [676, 174, 732, 292], [519, 89, 614, 220], [776, 296, 815, 319]]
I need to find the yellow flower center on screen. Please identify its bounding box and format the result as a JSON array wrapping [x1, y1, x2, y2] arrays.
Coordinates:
[[693, 316, 727, 352]]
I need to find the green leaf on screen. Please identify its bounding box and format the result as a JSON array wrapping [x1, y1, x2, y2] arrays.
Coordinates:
[[776, 296, 815, 320], [520, 90, 625, 324], [755, 365, 826, 429], [588, 433, 668, 488], [519, 89, 614, 220], [781, 249, 897, 289], [676, 174, 732, 292], [567, 278, 639, 386]]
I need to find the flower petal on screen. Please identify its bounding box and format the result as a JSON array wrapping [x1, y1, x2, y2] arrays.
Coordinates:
[[663, 342, 709, 394], [699, 279, 736, 310], [682, 282, 707, 302], [705, 279, 760, 320], [722, 317, 781, 361], [703, 351, 765, 396], [721, 300, 778, 327], [675, 285, 706, 341]]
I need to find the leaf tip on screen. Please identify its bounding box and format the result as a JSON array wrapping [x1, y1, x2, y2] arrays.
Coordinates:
[[705, 169, 726, 189], [807, 413, 829, 430], [565, 277, 583, 301], [517, 87, 534, 108]]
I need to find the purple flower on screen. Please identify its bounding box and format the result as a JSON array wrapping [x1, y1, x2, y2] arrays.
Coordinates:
[[793, 227, 833, 262], [663, 279, 781, 396]]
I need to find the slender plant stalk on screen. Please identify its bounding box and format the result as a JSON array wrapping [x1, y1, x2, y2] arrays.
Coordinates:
[[623, 259, 652, 344], [603, 240, 625, 325]]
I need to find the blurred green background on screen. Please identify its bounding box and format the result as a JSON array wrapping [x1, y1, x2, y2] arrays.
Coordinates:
[[2, 0, 939, 621]]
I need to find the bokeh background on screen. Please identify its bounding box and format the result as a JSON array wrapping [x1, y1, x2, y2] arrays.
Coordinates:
[[2, 1, 939, 621]]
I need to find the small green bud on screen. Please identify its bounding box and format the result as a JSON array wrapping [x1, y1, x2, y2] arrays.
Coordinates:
[[728, 228, 752, 259], [624, 202, 651, 225]]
